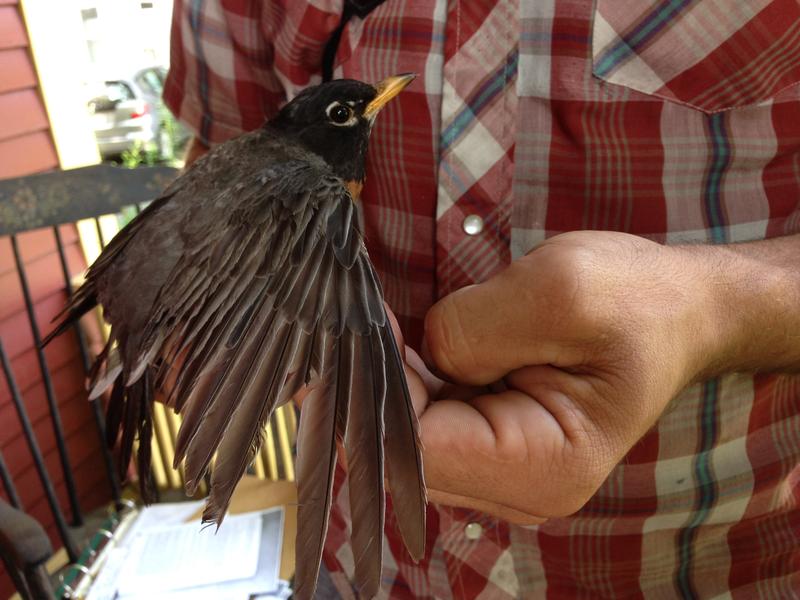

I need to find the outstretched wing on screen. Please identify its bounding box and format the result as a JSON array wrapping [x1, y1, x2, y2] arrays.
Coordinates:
[[47, 151, 425, 600]]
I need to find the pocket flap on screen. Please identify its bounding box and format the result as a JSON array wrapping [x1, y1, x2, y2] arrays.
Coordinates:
[[592, 0, 800, 112]]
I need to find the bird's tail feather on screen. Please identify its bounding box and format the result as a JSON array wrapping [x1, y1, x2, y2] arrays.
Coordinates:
[[106, 367, 157, 503], [40, 287, 97, 347]]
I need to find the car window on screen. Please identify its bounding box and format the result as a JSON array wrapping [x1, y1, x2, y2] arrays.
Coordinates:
[[135, 69, 164, 97], [104, 81, 135, 102]]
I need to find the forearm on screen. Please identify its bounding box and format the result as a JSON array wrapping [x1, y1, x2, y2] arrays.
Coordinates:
[[683, 233, 800, 377]]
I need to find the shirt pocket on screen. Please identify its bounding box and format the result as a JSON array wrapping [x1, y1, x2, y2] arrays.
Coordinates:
[[591, 0, 800, 113]]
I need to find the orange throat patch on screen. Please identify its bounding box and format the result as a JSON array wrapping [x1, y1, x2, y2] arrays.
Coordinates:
[[344, 179, 363, 201]]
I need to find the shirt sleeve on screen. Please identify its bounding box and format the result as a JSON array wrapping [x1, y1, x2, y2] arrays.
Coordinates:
[[163, 0, 342, 146]]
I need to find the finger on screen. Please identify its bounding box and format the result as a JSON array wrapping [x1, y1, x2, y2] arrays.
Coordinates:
[[403, 359, 431, 419], [419, 392, 561, 513], [504, 364, 621, 458], [426, 488, 546, 526], [406, 346, 446, 399], [422, 276, 525, 385], [419, 388, 600, 518], [418, 336, 457, 385], [291, 383, 315, 409], [384, 302, 406, 361]]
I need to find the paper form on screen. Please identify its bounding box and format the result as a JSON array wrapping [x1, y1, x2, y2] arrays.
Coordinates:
[[116, 511, 262, 594]]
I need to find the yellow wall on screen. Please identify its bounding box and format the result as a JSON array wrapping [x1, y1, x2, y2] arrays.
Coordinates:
[[20, 0, 101, 169]]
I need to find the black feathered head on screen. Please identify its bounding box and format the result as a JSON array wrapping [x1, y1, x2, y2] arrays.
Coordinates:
[[269, 74, 415, 182]]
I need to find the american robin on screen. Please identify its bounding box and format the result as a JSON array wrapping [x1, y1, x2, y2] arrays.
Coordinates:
[[45, 74, 426, 600]]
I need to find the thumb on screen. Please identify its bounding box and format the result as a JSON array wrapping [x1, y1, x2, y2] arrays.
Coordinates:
[[421, 254, 588, 386], [420, 268, 535, 385]]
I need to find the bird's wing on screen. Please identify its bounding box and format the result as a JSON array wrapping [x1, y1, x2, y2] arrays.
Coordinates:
[[54, 158, 425, 600]]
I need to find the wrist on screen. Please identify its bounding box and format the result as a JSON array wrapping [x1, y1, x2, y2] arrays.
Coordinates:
[[680, 243, 800, 379]]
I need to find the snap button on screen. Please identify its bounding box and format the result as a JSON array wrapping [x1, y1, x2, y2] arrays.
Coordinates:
[[462, 214, 484, 235], [464, 522, 483, 540]]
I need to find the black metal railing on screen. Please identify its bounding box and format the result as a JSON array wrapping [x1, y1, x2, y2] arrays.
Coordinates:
[[0, 448, 21, 509], [0, 164, 177, 568], [0, 163, 299, 598], [0, 339, 79, 562]]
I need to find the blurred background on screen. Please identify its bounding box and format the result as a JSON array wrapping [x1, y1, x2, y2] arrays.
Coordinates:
[[78, 0, 189, 166], [2, 0, 187, 179], [0, 2, 287, 598]]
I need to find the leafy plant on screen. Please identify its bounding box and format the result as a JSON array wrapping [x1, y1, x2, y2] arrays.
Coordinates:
[[119, 106, 188, 169], [121, 140, 160, 168]]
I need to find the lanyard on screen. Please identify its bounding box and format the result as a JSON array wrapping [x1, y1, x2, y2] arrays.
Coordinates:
[[322, 0, 390, 81]]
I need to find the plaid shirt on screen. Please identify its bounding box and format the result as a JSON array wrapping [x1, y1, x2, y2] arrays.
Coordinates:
[[164, 0, 800, 597]]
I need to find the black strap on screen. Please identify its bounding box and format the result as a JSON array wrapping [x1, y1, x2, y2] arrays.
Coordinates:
[[322, 0, 390, 81]]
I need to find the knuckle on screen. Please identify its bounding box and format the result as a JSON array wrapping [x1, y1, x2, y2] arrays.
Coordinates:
[[541, 245, 617, 342]]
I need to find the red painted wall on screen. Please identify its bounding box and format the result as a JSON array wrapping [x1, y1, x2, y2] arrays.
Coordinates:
[[0, 1, 113, 597]]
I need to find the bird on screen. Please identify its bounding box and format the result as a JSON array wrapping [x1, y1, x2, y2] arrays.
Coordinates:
[[43, 74, 427, 599]]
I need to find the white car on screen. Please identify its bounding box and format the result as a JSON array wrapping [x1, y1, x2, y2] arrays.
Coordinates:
[[88, 66, 185, 159]]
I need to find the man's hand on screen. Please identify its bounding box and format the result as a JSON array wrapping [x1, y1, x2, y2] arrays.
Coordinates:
[[412, 231, 800, 522]]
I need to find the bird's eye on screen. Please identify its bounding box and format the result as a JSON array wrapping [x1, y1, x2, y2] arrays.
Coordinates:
[[326, 102, 354, 125]]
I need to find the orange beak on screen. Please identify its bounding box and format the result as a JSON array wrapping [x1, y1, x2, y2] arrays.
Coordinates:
[[364, 73, 416, 119]]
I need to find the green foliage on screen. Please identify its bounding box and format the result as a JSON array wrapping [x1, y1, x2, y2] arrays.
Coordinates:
[[121, 140, 160, 168], [157, 105, 183, 162], [117, 204, 143, 229], [119, 106, 188, 169]]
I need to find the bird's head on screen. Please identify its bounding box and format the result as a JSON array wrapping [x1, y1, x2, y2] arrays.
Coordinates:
[[269, 74, 416, 184]]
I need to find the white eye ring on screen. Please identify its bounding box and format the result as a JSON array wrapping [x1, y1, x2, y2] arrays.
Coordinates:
[[326, 101, 358, 127]]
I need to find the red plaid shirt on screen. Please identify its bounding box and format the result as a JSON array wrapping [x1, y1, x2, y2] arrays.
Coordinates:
[[165, 0, 800, 597]]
